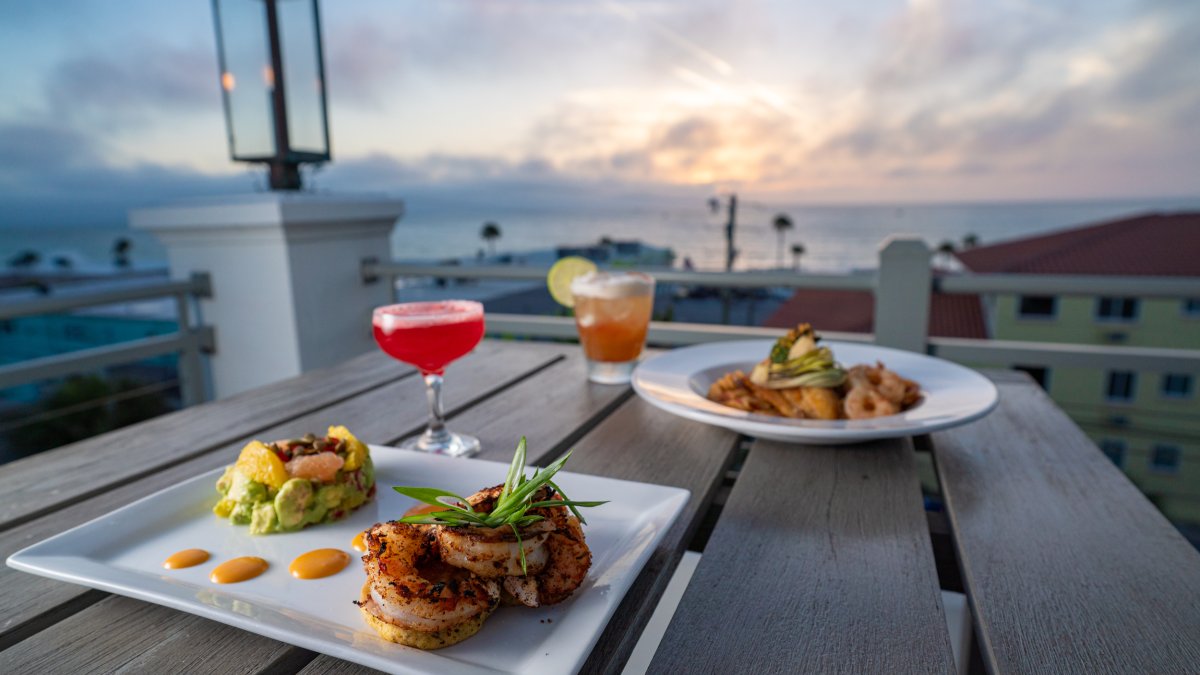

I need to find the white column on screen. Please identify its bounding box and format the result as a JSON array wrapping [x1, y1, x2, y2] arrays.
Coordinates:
[[873, 237, 932, 353], [132, 194, 404, 399]]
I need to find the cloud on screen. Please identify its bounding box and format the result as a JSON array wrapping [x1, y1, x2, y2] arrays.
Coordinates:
[[4, 0, 1199, 225], [0, 121, 249, 227], [0, 123, 102, 171], [323, 1, 619, 104], [869, 0, 981, 89], [806, 0, 1200, 194], [44, 39, 218, 128]]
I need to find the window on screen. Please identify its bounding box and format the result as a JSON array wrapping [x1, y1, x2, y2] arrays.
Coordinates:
[[1106, 371, 1136, 402], [1149, 445, 1182, 474], [1095, 297, 1139, 321], [1014, 365, 1050, 391], [1161, 374, 1193, 399], [1099, 439, 1126, 468], [1183, 298, 1200, 317], [1018, 295, 1056, 318]]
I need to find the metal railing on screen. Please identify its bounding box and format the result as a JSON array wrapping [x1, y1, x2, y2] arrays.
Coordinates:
[[363, 239, 1200, 374], [0, 273, 214, 406]]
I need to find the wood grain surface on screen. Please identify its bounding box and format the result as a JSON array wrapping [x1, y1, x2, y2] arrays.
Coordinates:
[[439, 350, 633, 465], [0, 350, 413, 531], [0, 596, 314, 674], [650, 438, 956, 675], [932, 376, 1200, 674], [569, 397, 741, 675]]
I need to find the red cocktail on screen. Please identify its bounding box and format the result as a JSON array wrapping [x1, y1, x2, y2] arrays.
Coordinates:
[[372, 301, 485, 456], [373, 301, 485, 375]]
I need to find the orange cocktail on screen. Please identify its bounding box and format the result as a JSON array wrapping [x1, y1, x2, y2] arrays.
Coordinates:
[[570, 271, 655, 384]]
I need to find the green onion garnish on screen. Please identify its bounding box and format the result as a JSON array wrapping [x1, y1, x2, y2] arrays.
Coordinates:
[[393, 437, 606, 573]]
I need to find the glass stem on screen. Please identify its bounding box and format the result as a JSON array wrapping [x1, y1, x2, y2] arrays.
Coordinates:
[[422, 373, 451, 444]]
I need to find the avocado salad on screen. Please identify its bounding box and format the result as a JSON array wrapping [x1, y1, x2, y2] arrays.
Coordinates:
[[214, 425, 375, 534]]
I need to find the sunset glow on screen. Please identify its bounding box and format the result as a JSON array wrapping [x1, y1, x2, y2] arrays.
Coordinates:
[[1, 0, 1197, 227]]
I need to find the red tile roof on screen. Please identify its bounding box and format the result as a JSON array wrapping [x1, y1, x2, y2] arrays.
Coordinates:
[[954, 212, 1200, 276], [764, 289, 987, 339]]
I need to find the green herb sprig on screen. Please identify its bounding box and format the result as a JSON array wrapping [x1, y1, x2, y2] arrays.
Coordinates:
[[392, 437, 606, 573]]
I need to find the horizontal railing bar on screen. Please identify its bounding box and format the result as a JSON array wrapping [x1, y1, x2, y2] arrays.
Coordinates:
[[938, 274, 1200, 298], [485, 313, 873, 346], [0, 378, 181, 434], [0, 328, 216, 390], [484, 314, 1200, 371], [369, 261, 1200, 299], [0, 273, 212, 320], [366, 262, 876, 291], [928, 337, 1200, 372]]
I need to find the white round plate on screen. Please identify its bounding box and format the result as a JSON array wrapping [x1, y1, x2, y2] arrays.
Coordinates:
[[632, 340, 999, 445]]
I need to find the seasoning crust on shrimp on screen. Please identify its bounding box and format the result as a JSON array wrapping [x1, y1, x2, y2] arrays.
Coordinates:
[[358, 438, 606, 649]]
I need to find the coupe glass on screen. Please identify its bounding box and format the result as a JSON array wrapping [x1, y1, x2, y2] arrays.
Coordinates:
[[372, 301, 485, 457]]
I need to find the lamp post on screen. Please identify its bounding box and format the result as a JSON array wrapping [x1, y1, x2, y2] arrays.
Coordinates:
[[212, 0, 331, 190]]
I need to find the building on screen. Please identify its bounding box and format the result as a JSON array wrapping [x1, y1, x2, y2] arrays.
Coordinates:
[[763, 286, 988, 339], [955, 213, 1200, 524]]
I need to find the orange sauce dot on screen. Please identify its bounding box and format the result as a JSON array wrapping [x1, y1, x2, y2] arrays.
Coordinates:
[[351, 530, 367, 552], [163, 549, 210, 570], [404, 503, 445, 517], [289, 548, 351, 579], [209, 556, 269, 584]]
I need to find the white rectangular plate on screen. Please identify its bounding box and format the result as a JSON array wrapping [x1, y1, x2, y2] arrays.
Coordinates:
[[6, 445, 690, 675]]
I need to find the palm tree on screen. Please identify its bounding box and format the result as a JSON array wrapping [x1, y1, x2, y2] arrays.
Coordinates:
[[936, 240, 956, 268], [480, 222, 502, 256], [962, 233, 980, 249], [112, 237, 132, 268], [772, 213, 793, 267], [7, 250, 40, 269], [790, 243, 806, 270]]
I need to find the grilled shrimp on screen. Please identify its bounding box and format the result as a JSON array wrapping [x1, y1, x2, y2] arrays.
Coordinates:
[[847, 362, 919, 406], [844, 385, 900, 419], [359, 522, 499, 632], [502, 504, 591, 608], [435, 484, 557, 578]]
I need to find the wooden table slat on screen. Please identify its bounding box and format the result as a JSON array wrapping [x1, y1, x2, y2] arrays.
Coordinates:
[[0, 341, 565, 646], [0, 350, 414, 532], [571, 398, 740, 675], [651, 438, 957, 675], [399, 346, 633, 463], [0, 595, 313, 675], [931, 376, 1200, 673]]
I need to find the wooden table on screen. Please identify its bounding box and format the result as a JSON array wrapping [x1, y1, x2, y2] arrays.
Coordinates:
[[2, 340, 1198, 674]]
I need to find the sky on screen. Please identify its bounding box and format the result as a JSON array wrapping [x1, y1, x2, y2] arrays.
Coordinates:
[[1, 0, 1198, 227]]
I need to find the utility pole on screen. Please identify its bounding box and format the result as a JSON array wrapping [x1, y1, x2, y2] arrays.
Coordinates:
[[721, 194, 738, 324], [724, 194, 738, 272]]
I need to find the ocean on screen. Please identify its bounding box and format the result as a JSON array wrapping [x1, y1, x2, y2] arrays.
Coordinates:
[[3, 196, 1198, 274]]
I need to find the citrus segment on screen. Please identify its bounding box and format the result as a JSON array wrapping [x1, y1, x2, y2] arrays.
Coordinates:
[[327, 424, 368, 470], [234, 440, 288, 490], [547, 256, 598, 308]]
